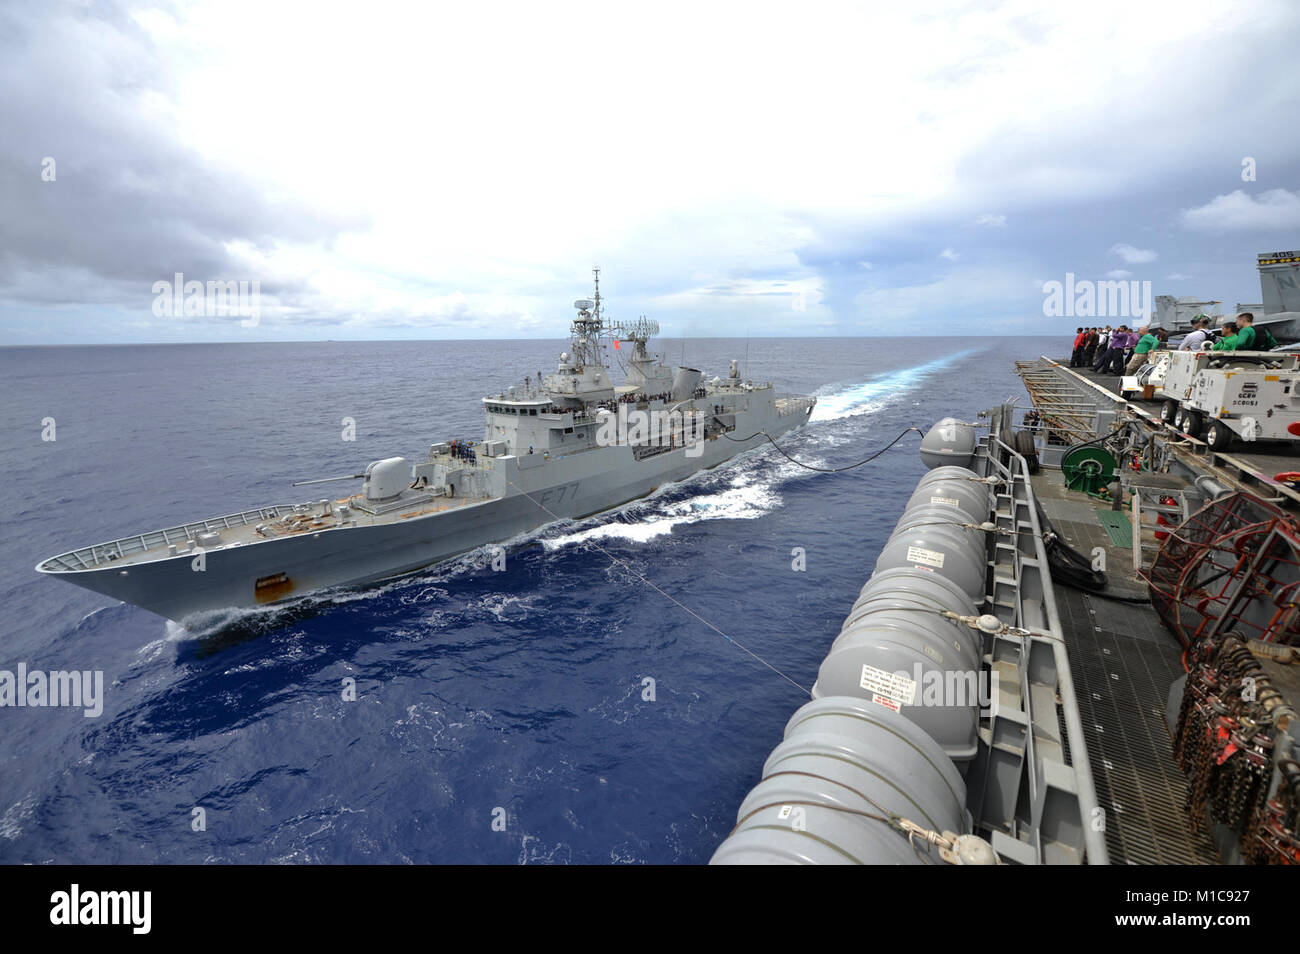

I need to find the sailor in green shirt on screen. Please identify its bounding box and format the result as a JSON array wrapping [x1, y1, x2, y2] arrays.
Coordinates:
[[1212, 321, 1239, 351], [1234, 313, 1257, 350], [1124, 328, 1164, 374]]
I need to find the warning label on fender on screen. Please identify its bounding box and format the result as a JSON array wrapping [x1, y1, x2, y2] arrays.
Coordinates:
[[872, 694, 902, 712], [906, 545, 946, 568], [860, 664, 916, 707]]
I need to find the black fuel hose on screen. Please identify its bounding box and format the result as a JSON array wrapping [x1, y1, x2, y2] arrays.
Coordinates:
[[1061, 422, 1130, 460], [1034, 497, 1152, 604]]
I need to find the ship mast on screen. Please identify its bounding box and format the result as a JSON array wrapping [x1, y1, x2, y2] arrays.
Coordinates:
[[567, 266, 606, 371]]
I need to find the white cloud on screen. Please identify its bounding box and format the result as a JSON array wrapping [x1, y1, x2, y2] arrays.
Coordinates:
[[1180, 188, 1300, 231], [1107, 269, 1132, 278], [5, 0, 1300, 341], [653, 276, 828, 331], [1165, 272, 1190, 280], [852, 265, 1041, 325], [1110, 243, 1158, 264]]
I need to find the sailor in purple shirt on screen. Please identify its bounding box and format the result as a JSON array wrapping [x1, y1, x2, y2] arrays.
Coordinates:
[[1094, 324, 1130, 374], [1113, 329, 1138, 373]]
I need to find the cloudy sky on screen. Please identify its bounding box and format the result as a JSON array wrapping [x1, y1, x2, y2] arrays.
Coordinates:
[[1, 0, 1298, 344]]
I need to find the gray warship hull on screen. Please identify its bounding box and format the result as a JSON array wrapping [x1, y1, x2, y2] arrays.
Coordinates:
[[38, 393, 813, 622], [41, 270, 819, 622]]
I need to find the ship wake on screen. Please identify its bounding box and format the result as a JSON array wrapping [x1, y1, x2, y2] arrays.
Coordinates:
[[541, 473, 780, 550], [810, 349, 975, 422]]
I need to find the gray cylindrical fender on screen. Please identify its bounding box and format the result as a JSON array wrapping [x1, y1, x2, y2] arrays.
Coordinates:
[[919, 418, 977, 470], [709, 696, 966, 865], [814, 608, 981, 763], [905, 478, 992, 526], [875, 518, 988, 599]]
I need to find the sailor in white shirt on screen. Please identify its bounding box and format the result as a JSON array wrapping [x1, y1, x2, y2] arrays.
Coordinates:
[[1179, 316, 1212, 351]]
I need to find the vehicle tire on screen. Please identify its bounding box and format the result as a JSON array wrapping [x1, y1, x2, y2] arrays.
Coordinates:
[[1013, 429, 1040, 473], [1161, 399, 1178, 424], [1182, 409, 1204, 439], [1205, 421, 1233, 451], [1174, 408, 1187, 431]]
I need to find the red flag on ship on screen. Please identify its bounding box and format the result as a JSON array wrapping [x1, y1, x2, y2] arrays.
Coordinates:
[[613, 340, 620, 349]]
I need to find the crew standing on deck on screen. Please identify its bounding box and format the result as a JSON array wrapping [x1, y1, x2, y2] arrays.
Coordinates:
[[1125, 327, 1161, 374], [1083, 327, 1100, 367], [1096, 325, 1127, 374], [1116, 326, 1138, 374], [1212, 320, 1240, 351], [1070, 327, 1086, 366], [1179, 315, 1212, 350], [1245, 313, 1278, 351], [1234, 312, 1258, 350]]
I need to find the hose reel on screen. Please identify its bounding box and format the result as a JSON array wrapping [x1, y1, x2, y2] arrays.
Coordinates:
[[1062, 445, 1118, 497]]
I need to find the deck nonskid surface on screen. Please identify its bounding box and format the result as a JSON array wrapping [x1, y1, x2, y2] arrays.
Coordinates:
[[1032, 470, 1219, 864]]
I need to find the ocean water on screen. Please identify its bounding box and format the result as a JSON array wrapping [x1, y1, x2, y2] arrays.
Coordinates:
[[0, 335, 1060, 863]]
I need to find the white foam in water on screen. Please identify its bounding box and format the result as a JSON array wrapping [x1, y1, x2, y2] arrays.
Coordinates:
[[476, 593, 537, 621], [134, 618, 196, 662], [78, 606, 111, 626], [542, 473, 780, 550], [0, 794, 37, 841], [810, 349, 975, 422]]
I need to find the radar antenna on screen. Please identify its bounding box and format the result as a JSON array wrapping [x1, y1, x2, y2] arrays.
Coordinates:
[[609, 314, 660, 360]]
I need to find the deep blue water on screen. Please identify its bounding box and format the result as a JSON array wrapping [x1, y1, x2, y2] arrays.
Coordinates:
[[0, 335, 1060, 863]]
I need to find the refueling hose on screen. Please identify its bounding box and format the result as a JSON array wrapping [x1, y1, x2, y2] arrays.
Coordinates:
[[1061, 421, 1131, 459], [1034, 497, 1151, 604], [722, 425, 923, 473], [1039, 420, 1154, 603]]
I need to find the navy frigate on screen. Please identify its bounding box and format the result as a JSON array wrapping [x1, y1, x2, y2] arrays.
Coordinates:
[[37, 270, 816, 621]]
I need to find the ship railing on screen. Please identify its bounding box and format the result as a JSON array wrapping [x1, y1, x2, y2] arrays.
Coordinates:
[[41, 503, 300, 571], [965, 411, 1109, 865], [434, 451, 493, 469]]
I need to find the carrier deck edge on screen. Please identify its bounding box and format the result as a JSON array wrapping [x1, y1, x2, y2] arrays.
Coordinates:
[[711, 353, 1299, 865]]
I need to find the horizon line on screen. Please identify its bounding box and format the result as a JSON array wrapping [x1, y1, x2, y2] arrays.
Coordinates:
[[0, 331, 1064, 348]]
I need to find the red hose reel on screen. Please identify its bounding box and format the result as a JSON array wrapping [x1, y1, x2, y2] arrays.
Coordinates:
[[1146, 492, 1300, 649]]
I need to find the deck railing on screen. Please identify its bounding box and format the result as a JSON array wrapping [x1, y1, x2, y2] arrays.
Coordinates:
[[40, 503, 299, 571]]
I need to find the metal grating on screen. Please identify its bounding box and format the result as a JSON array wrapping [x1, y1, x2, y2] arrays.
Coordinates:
[[1055, 585, 1219, 864], [1094, 509, 1133, 549]]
